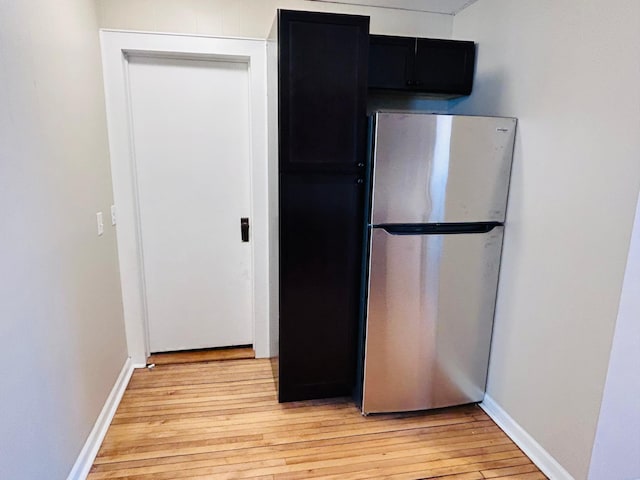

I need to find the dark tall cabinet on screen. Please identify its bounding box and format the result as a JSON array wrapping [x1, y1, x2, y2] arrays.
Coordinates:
[[276, 10, 369, 402]]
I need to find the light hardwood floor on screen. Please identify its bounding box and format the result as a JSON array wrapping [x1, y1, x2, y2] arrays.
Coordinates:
[[89, 358, 545, 479], [148, 347, 255, 365]]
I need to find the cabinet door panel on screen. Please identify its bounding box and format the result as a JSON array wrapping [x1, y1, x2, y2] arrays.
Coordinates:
[[415, 38, 475, 95], [279, 11, 369, 172], [279, 173, 364, 401], [368, 35, 415, 90]]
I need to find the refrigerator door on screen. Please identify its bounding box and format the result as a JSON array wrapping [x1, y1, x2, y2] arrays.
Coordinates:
[[371, 113, 516, 225], [362, 225, 504, 414]]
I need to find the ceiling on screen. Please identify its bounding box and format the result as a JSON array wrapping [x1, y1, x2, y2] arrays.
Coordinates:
[[310, 0, 479, 15]]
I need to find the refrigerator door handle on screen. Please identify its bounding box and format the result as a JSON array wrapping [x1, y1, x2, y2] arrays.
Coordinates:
[[377, 222, 502, 235]]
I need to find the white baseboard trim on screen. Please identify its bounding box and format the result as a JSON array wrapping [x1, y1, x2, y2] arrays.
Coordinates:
[[66, 357, 135, 480], [480, 395, 574, 480]]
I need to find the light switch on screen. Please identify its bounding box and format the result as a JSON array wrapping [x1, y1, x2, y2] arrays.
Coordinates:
[[96, 212, 104, 236], [110, 205, 116, 226]]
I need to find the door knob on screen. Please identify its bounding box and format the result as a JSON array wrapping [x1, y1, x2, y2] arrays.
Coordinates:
[[241, 217, 249, 242]]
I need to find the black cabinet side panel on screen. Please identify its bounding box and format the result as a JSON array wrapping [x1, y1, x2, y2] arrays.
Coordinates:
[[279, 10, 369, 173], [279, 173, 364, 401]]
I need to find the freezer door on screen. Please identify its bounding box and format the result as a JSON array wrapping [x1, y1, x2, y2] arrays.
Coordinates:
[[371, 113, 516, 224], [362, 225, 504, 414]]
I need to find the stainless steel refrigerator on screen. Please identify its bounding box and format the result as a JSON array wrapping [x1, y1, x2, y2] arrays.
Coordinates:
[[360, 112, 516, 414]]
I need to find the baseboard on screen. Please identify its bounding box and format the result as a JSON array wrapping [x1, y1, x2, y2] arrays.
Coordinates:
[[480, 395, 574, 480], [66, 357, 135, 480]]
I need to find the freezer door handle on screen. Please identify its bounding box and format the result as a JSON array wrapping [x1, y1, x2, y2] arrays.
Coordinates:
[[377, 222, 501, 235]]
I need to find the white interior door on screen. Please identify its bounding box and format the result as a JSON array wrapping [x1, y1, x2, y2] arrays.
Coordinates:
[[127, 55, 252, 353]]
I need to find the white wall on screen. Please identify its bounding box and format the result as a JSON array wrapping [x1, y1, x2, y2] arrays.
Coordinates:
[[451, 1, 640, 478], [588, 192, 640, 480], [95, 0, 453, 38], [0, 0, 128, 478]]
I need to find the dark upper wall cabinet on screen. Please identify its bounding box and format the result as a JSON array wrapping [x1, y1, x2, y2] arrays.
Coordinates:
[[279, 10, 369, 173], [369, 35, 476, 97], [414, 38, 475, 94], [366, 36, 415, 90]]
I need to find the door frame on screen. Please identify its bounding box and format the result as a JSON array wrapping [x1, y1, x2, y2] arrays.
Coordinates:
[[100, 30, 270, 365]]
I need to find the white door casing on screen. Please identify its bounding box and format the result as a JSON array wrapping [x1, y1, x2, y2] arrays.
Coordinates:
[[100, 31, 271, 365], [127, 55, 252, 353]]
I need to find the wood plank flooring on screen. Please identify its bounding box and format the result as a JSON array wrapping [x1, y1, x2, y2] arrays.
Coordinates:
[[89, 358, 545, 479], [148, 347, 255, 365]]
